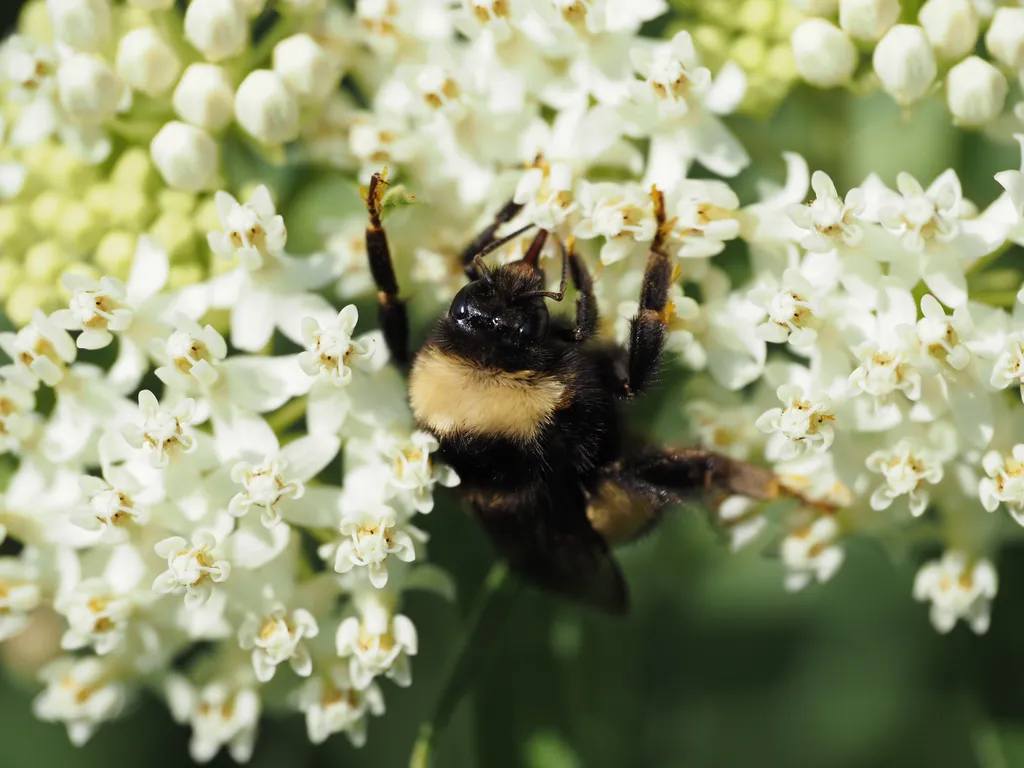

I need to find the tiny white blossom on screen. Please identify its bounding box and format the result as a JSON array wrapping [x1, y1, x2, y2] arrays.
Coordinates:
[[154, 317, 228, 390], [866, 438, 945, 516], [153, 530, 231, 607], [750, 268, 822, 348], [913, 551, 997, 634], [336, 602, 418, 689], [913, 295, 972, 373], [848, 338, 922, 410], [120, 390, 198, 468], [50, 273, 133, 350], [72, 470, 151, 542], [295, 665, 385, 747], [228, 455, 304, 528], [573, 181, 657, 265], [55, 578, 135, 656], [33, 656, 126, 746], [717, 496, 767, 552], [980, 445, 1024, 525], [786, 171, 866, 253], [332, 504, 424, 588], [0, 378, 38, 454], [0, 308, 77, 389], [207, 185, 287, 270], [755, 383, 837, 461], [167, 677, 260, 763], [781, 516, 845, 592], [990, 331, 1024, 401], [513, 161, 576, 230], [298, 306, 373, 385], [376, 430, 459, 513], [0, 556, 41, 641], [238, 605, 319, 682]]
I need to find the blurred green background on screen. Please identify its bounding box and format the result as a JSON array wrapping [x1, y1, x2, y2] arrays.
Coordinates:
[[5, 3, 1024, 767]]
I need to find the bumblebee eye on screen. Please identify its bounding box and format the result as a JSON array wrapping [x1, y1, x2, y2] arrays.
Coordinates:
[[450, 284, 472, 320], [517, 303, 549, 342]]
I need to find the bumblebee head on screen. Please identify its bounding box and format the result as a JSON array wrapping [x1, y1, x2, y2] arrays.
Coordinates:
[[447, 276, 551, 347]]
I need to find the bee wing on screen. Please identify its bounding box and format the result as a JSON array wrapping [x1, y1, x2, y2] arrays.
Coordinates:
[[471, 481, 628, 614]]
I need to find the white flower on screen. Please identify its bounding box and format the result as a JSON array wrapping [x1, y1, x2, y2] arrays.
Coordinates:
[[573, 181, 657, 265], [717, 495, 767, 552], [913, 295, 973, 373], [273, 34, 338, 104], [296, 665, 385, 747], [0, 556, 41, 641], [0, 308, 77, 389], [336, 605, 418, 690], [72, 470, 151, 542], [513, 161, 576, 231], [46, 0, 111, 53], [848, 338, 922, 410], [228, 434, 339, 528], [184, 0, 248, 62], [115, 27, 181, 97], [990, 331, 1024, 401], [298, 306, 373, 386], [984, 7, 1024, 71], [866, 438, 945, 516], [0, 378, 39, 454], [945, 57, 1006, 127], [235, 70, 300, 145], [33, 656, 126, 746], [207, 185, 287, 270], [173, 64, 235, 131], [872, 25, 937, 106], [669, 179, 740, 258], [150, 121, 219, 192], [786, 171, 866, 253], [375, 430, 459, 513], [332, 504, 424, 588], [55, 577, 136, 656], [630, 30, 711, 118], [57, 52, 122, 124], [50, 273, 133, 350], [167, 677, 260, 763], [913, 551, 997, 634], [153, 530, 231, 607], [120, 390, 198, 468], [839, 0, 900, 41], [790, 19, 857, 88], [980, 445, 1024, 524], [781, 516, 845, 592], [755, 383, 837, 461], [685, 399, 763, 461], [750, 268, 823, 348], [154, 317, 228, 390], [918, 0, 979, 60], [238, 604, 319, 682]]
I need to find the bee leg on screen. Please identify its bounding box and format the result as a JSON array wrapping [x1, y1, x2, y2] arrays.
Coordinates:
[[568, 242, 598, 342], [622, 449, 782, 504], [621, 188, 672, 398], [365, 171, 410, 367], [460, 199, 524, 280]]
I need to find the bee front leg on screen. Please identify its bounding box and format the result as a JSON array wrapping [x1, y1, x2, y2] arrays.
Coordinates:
[[459, 199, 524, 280], [567, 240, 598, 342], [364, 171, 410, 367]]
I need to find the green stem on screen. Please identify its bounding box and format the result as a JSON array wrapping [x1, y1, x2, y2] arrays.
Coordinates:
[[409, 562, 515, 768], [966, 241, 1012, 276], [970, 290, 1020, 308], [267, 395, 307, 433]]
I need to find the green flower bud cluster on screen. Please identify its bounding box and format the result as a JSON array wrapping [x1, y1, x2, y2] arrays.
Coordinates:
[[671, 0, 804, 116]]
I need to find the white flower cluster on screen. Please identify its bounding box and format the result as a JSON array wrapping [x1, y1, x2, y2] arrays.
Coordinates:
[[2, 0, 1024, 759], [790, 0, 1024, 127], [0, 180, 457, 757]]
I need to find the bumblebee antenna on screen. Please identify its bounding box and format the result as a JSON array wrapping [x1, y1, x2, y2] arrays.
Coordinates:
[[471, 222, 536, 278], [516, 234, 570, 303]]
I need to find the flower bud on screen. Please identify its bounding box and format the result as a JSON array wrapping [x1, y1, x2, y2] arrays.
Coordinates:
[[918, 0, 979, 60], [46, 0, 111, 52], [150, 122, 219, 192], [839, 0, 899, 42], [946, 56, 1006, 126], [173, 64, 235, 131], [234, 70, 300, 144], [128, 0, 175, 7], [985, 8, 1024, 71], [57, 53, 122, 123], [272, 34, 338, 104], [184, 0, 248, 62], [872, 25, 937, 106], [791, 19, 857, 88], [116, 27, 181, 97]]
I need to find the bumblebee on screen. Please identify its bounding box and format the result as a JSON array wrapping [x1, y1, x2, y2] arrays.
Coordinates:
[[363, 172, 784, 613]]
